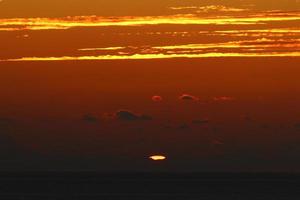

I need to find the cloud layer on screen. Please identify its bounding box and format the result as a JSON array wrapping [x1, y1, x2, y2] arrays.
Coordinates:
[[0, 7, 299, 61]]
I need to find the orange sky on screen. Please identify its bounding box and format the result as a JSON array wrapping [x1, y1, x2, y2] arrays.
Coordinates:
[[0, 0, 300, 171], [0, 0, 299, 17]]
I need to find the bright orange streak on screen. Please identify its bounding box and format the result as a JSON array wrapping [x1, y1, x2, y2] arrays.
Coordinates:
[[0, 12, 300, 31], [76, 38, 300, 56], [149, 155, 166, 161], [170, 5, 249, 12], [2, 52, 300, 62], [151, 39, 300, 50]]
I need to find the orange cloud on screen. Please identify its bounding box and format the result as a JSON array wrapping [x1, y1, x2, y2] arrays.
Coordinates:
[[213, 96, 235, 101], [152, 96, 163, 102], [0, 10, 299, 31], [3, 52, 300, 62], [179, 94, 199, 101], [170, 5, 249, 13]]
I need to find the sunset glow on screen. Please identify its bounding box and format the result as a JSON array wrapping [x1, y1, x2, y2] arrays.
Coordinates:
[[1, 0, 300, 173], [0, 11, 299, 31], [1, 6, 299, 62]]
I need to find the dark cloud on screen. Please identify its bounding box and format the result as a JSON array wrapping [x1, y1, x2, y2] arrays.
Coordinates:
[[115, 110, 152, 121], [179, 94, 199, 101], [162, 124, 172, 129], [192, 119, 209, 125], [211, 139, 224, 145], [0, 118, 14, 125], [177, 123, 189, 130], [294, 123, 300, 129], [82, 114, 98, 123], [260, 124, 270, 129], [241, 115, 254, 122]]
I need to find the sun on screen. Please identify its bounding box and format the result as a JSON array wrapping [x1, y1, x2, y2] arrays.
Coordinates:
[[149, 155, 166, 161]]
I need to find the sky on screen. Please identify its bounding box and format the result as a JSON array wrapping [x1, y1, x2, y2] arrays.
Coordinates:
[[0, 1, 300, 171], [0, 0, 299, 17]]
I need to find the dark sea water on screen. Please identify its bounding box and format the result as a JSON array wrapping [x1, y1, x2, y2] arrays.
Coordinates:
[[1, 172, 300, 199]]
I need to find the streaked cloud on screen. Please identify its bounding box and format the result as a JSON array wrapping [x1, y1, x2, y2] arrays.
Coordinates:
[[79, 47, 125, 51], [169, 5, 249, 13], [152, 38, 300, 50], [3, 52, 300, 62], [1, 7, 299, 61], [169, 6, 199, 10], [0, 10, 299, 31], [211, 28, 300, 38], [3, 36, 299, 61]]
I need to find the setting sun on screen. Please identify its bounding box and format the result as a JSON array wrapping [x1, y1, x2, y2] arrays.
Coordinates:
[[149, 155, 167, 161]]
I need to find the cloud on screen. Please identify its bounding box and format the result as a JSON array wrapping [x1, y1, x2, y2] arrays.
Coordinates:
[[211, 139, 224, 145], [242, 115, 254, 122], [152, 95, 163, 102], [82, 114, 98, 123], [294, 123, 300, 129], [177, 123, 189, 130], [192, 119, 209, 124], [170, 5, 249, 13], [4, 51, 300, 62], [115, 110, 152, 121], [169, 6, 199, 10], [260, 124, 270, 129], [1, 9, 299, 62], [6, 37, 300, 62], [0, 10, 299, 31], [179, 94, 199, 101], [0, 118, 14, 126], [196, 5, 249, 13]]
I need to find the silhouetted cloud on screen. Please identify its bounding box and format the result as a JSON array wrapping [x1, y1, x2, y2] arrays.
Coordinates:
[[82, 114, 98, 123], [242, 115, 254, 122], [0, 118, 14, 126], [294, 123, 300, 129], [177, 123, 189, 130], [192, 119, 209, 125], [115, 110, 152, 121], [260, 124, 270, 129], [211, 139, 224, 145], [179, 94, 199, 101]]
